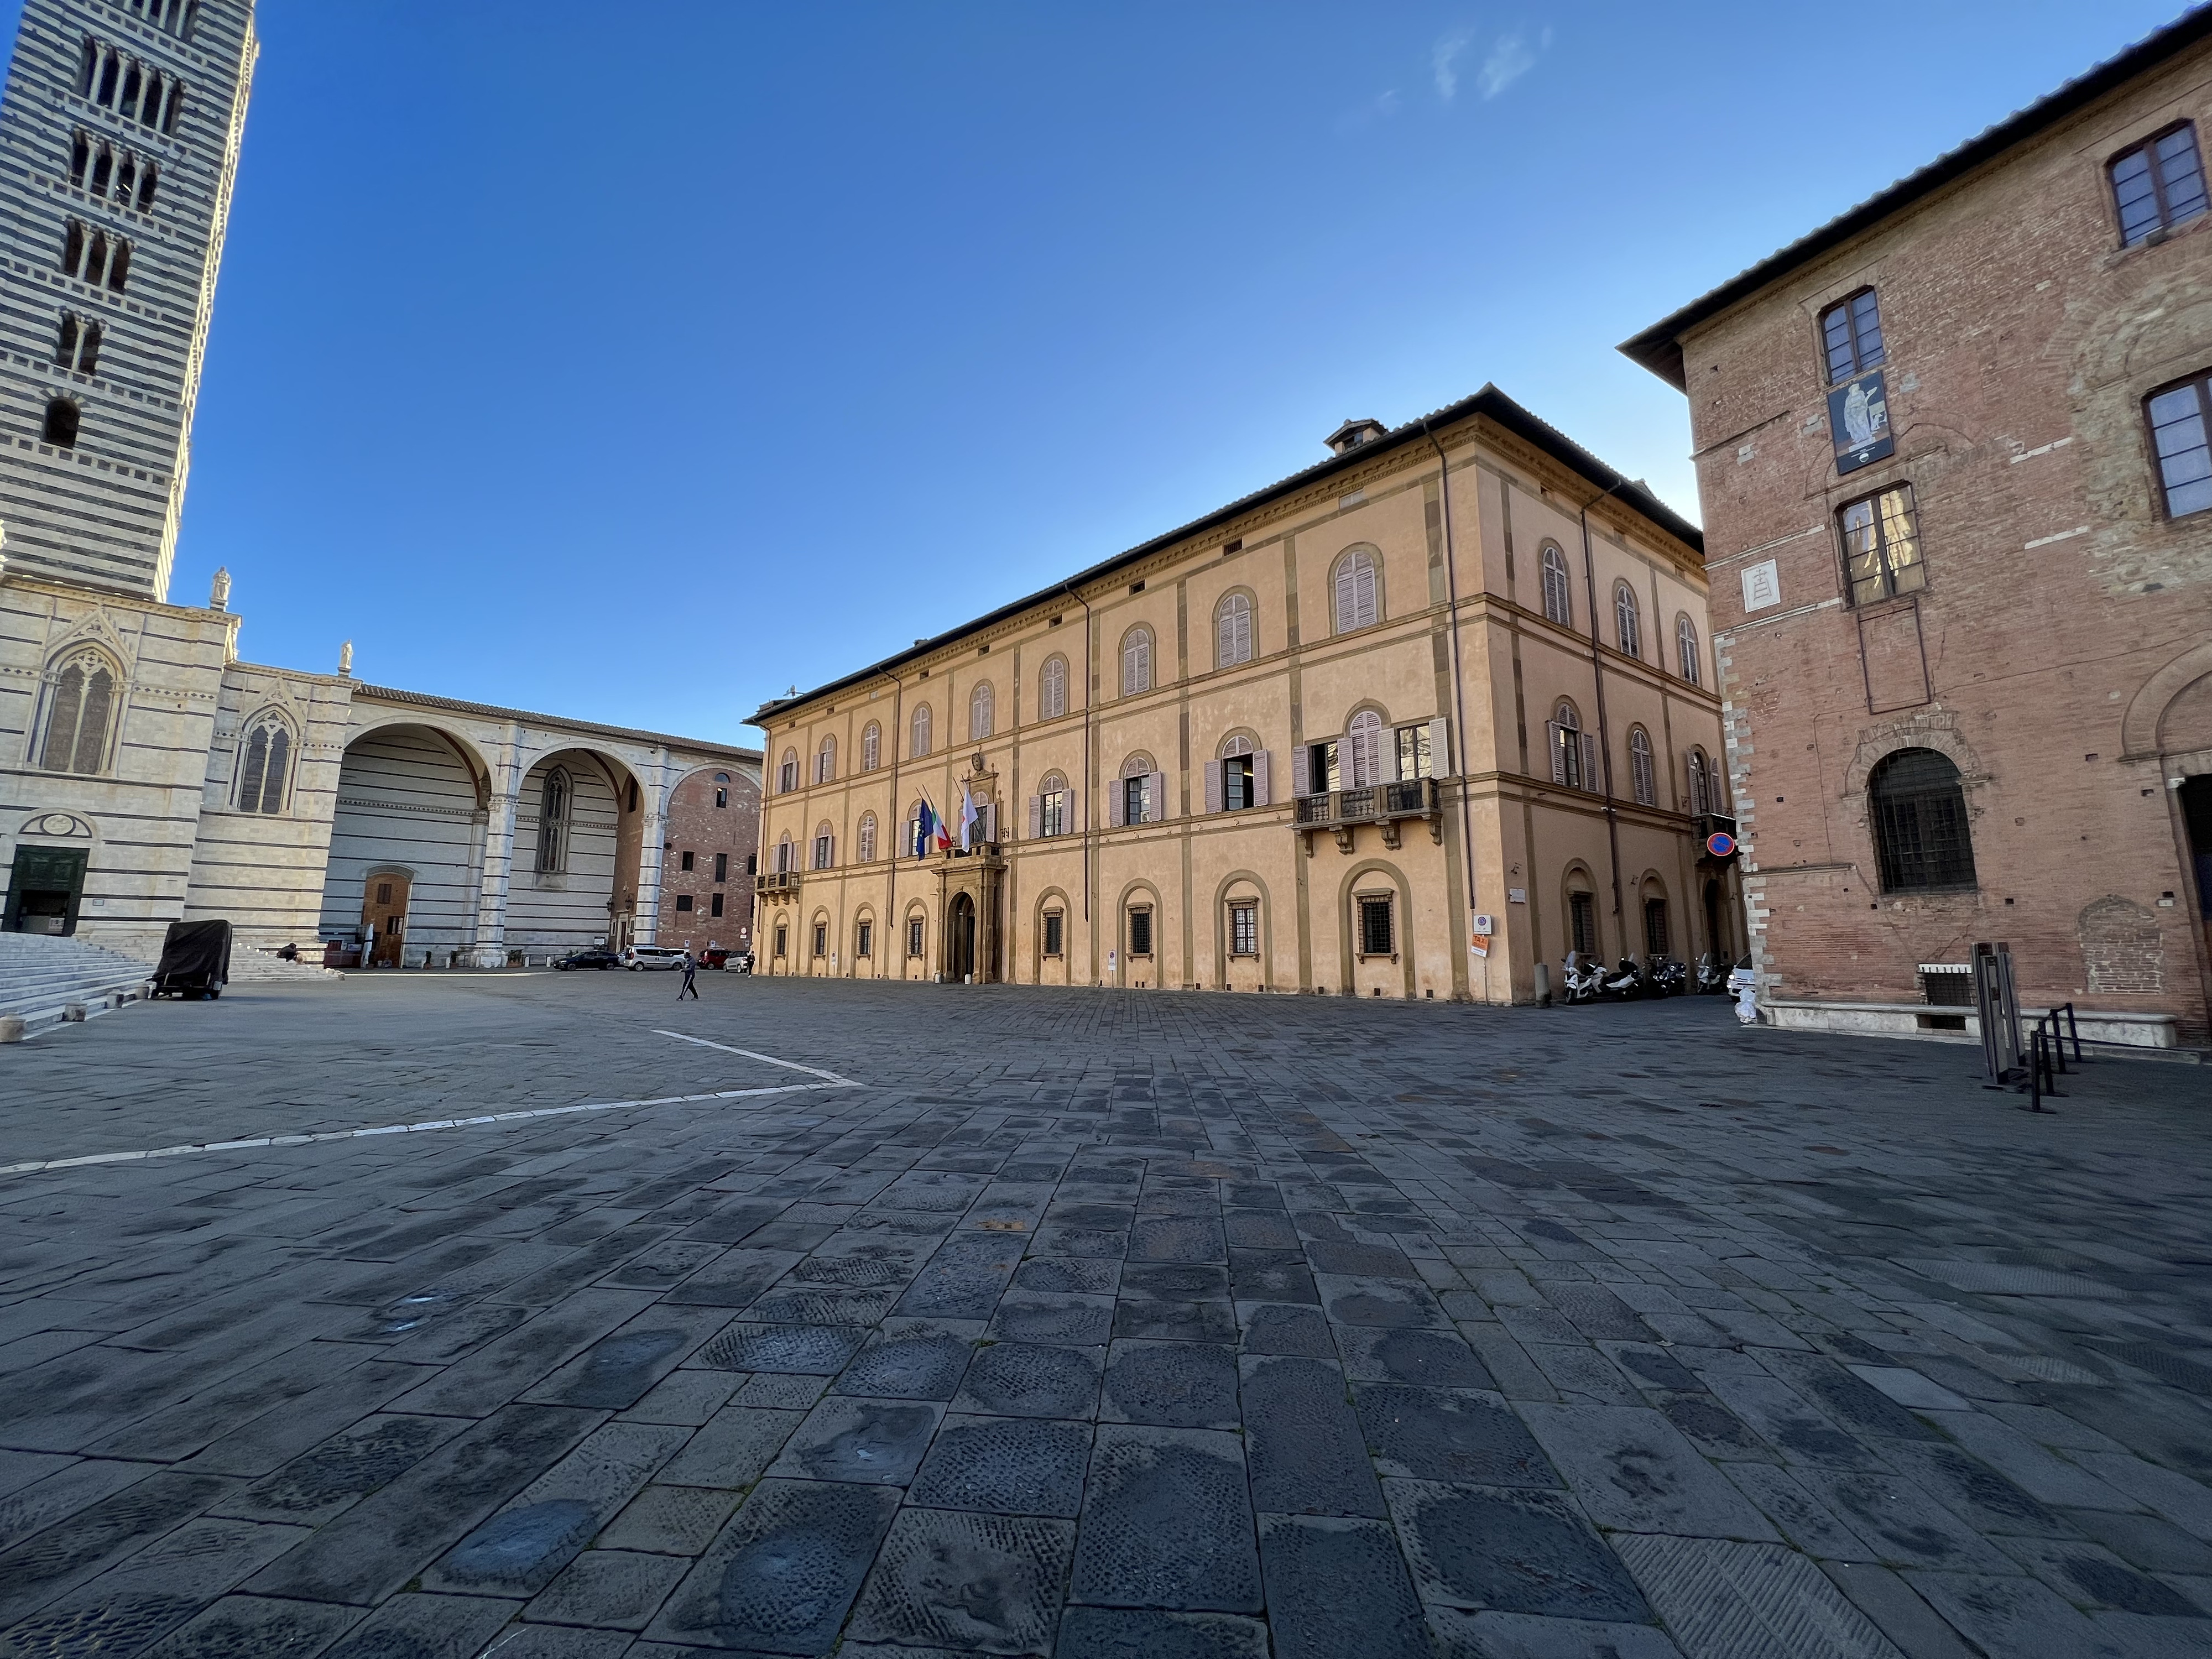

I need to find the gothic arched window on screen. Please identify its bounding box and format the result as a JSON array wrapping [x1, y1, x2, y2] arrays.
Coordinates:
[[970, 681, 994, 741], [1333, 550, 1378, 634], [535, 768, 572, 873], [1216, 592, 1254, 666], [38, 650, 117, 774], [235, 712, 293, 814], [1540, 545, 1572, 627], [1869, 748, 1978, 893], [1040, 655, 1068, 720]]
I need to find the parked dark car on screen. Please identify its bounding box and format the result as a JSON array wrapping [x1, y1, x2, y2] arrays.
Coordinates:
[[553, 948, 622, 971]]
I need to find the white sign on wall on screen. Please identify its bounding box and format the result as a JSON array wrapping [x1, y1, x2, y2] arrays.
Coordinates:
[[1741, 559, 1781, 612]]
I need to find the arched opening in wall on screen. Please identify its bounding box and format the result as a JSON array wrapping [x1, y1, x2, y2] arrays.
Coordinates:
[[1640, 877, 1670, 961], [321, 723, 491, 967], [950, 892, 977, 981], [517, 749, 641, 953], [1563, 868, 1599, 963], [362, 868, 413, 969], [2181, 775, 2212, 960], [42, 397, 80, 448]]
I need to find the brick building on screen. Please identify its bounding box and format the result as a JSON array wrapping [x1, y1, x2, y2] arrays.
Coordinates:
[[1623, 12, 2212, 1046], [656, 763, 760, 956]]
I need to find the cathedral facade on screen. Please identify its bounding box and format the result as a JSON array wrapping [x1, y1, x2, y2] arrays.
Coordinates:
[[0, 0, 758, 966]]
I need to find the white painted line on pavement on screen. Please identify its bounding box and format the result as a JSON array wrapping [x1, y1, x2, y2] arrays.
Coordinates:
[[653, 1030, 860, 1087], [1, 1036, 864, 1178]]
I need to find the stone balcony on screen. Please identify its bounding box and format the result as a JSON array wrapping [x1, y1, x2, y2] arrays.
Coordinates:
[[1293, 776, 1442, 852]]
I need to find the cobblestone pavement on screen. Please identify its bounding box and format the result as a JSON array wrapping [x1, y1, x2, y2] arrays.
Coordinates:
[[1, 973, 2209, 1659]]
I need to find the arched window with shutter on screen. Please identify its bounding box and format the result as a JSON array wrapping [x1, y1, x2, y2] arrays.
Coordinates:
[[1869, 748, 1978, 893], [37, 649, 118, 774], [234, 710, 294, 814], [1040, 655, 1068, 720], [1120, 627, 1152, 696], [910, 702, 932, 758], [1332, 549, 1378, 634], [815, 735, 836, 784], [860, 722, 881, 771], [1676, 614, 1702, 685], [1629, 727, 1656, 806], [536, 768, 572, 873], [970, 681, 994, 740], [778, 748, 799, 792], [1346, 709, 1385, 787], [1540, 545, 1572, 627], [1215, 592, 1254, 667], [1546, 700, 1590, 791], [1034, 771, 1071, 838], [775, 832, 797, 874], [1615, 583, 1641, 658], [812, 821, 836, 870], [1688, 747, 1712, 815], [1115, 753, 1160, 825], [857, 812, 878, 863]]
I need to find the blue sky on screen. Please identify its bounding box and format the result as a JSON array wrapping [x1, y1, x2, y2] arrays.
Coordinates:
[[13, 2, 2187, 743]]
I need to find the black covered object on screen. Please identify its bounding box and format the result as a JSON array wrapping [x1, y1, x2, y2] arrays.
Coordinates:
[[152, 919, 231, 998]]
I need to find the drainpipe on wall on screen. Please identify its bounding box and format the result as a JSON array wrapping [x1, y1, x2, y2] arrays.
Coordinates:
[[884, 670, 905, 982], [1422, 419, 1483, 999], [1580, 482, 1629, 941], [1060, 581, 1095, 936]]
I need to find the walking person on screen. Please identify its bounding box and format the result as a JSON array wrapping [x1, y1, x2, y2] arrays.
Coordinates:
[[677, 950, 700, 1000]]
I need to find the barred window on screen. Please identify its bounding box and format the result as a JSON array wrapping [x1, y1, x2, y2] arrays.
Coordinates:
[[1820, 289, 1885, 383], [1540, 544, 1572, 626], [1676, 614, 1702, 685], [1358, 894, 1394, 956], [1568, 889, 1597, 957], [856, 919, 873, 957], [1869, 748, 1977, 893], [2112, 122, 2209, 246], [1614, 583, 1641, 658], [1643, 896, 1670, 958], [1042, 909, 1064, 957], [812, 922, 827, 958], [1228, 900, 1258, 957], [1839, 483, 1926, 606], [1128, 906, 1154, 957], [907, 915, 925, 957]]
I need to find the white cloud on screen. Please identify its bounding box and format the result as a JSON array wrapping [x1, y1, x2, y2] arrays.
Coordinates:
[[1477, 27, 1550, 100], [1432, 29, 1473, 102], [1334, 87, 1402, 134]]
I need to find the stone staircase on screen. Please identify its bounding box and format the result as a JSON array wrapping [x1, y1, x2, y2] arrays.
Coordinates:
[[0, 932, 156, 1040], [229, 945, 346, 983]]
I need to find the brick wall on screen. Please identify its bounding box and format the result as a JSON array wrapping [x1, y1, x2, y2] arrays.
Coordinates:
[[1661, 47, 2212, 1041], [659, 766, 759, 953]]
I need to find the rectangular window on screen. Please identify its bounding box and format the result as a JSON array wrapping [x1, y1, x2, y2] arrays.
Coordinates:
[[2147, 374, 2212, 517], [2112, 122, 2210, 246], [812, 924, 827, 958], [1041, 789, 1066, 837], [1306, 739, 1341, 795], [1229, 900, 1258, 957], [1123, 776, 1147, 825], [1820, 289, 1885, 383], [1644, 898, 1669, 959], [813, 833, 832, 869], [1128, 907, 1154, 957], [1839, 484, 1926, 605], [774, 924, 789, 957], [744, 853, 757, 876], [710, 893, 724, 917], [1394, 724, 1432, 781], [1043, 910, 1064, 957], [680, 850, 695, 872], [675, 894, 694, 912], [1358, 895, 1394, 956], [857, 920, 873, 957], [713, 852, 728, 883], [1223, 755, 1254, 810], [1568, 892, 1597, 958], [907, 917, 925, 958]]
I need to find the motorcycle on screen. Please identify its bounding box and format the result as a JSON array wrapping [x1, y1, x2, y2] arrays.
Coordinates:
[[1560, 951, 1605, 1004], [1599, 956, 1644, 1000], [1694, 952, 1729, 995], [1647, 955, 1688, 997]]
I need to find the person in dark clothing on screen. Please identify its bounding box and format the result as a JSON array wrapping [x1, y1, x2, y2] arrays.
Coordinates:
[[678, 951, 700, 999]]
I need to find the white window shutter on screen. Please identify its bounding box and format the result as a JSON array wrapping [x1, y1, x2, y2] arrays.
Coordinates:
[[1547, 721, 1567, 785], [1582, 733, 1599, 793], [1253, 749, 1271, 807], [1428, 717, 1449, 778], [1149, 771, 1167, 821], [1109, 782, 1124, 827], [1203, 759, 1223, 813], [1029, 795, 1043, 839], [1292, 744, 1311, 797], [826, 833, 834, 865]]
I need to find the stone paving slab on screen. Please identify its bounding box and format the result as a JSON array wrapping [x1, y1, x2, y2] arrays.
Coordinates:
[[1, 974, 2210, 1655]]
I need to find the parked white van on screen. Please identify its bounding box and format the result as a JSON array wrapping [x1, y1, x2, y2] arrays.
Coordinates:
[[619, 946, 688, 971]]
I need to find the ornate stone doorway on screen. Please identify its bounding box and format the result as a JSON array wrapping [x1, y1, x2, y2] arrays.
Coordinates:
[[949, 891, 977, 982], [363, 870, 412, 967], [3, 844, 87, 935]]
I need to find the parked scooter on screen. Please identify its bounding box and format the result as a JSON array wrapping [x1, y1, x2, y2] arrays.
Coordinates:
[[1694, 952, 1729, 995], [1598, 956, 1644, 1000], [1561, 951, 1605, 1004], [1647, 955, 1688, 997]]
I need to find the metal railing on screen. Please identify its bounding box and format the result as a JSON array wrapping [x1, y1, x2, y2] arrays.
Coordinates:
[[754, 870, 802, 896], [1293, 776, 1439, 828]]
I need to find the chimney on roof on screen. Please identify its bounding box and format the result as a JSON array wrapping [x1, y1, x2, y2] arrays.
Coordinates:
[[1326, 418, 1387, 456]]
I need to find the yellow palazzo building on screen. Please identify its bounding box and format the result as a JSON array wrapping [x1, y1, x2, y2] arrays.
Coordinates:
[[750, 387, 1739, 1002]]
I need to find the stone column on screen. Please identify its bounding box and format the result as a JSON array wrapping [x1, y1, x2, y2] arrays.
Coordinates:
[[633, 746, 670, 945], [469, 728, 525, 967]]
